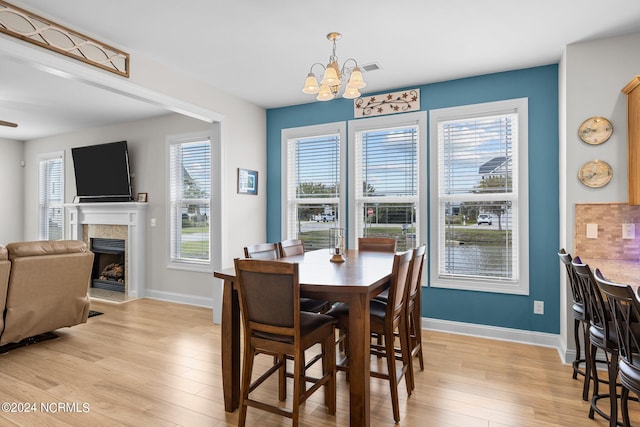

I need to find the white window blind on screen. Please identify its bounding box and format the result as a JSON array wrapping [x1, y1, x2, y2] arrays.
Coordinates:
[[430, 98, 529, 294], [354, 124, 419, 251], [285, 132, 341, 250], [168, 138, 211, 264], [38, 153, 64, 241]]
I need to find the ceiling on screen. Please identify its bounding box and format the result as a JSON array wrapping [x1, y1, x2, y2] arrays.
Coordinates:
[[2, 0, 640, 141]]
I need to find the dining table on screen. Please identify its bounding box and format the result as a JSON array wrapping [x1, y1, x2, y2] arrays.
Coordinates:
[[213, 248, 395, 427]]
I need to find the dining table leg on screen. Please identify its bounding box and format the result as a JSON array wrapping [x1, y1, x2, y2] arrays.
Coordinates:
[[347, 292, 371, 427], [221, 277, 240, 412]]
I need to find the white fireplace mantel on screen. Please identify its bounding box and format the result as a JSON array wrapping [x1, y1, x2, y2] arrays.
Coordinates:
[[65, 202, 147, 298]]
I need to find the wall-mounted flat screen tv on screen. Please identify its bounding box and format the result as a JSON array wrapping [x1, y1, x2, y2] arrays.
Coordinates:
[[71, 141, 132, 202]]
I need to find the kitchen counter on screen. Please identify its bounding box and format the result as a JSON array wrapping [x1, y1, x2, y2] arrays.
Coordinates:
[[580, 257, 640, 286]]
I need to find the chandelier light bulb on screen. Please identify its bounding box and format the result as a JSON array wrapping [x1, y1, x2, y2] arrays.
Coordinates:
[[322, 63, 340, 87], [347, 67, 366, 89], [343, 86, 361, 99], [316, 84, 334, 101], [302, 72, 320, 94]]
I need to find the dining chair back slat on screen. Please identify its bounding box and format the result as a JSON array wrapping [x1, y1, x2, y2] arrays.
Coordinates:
[[279, 239, 305, 258], [358, 237, 397, 252], [244, 243, 279, 260]]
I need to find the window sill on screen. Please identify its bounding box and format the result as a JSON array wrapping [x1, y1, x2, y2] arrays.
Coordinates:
[[167, 261, 213, 274], [430, 276, 529, 295]]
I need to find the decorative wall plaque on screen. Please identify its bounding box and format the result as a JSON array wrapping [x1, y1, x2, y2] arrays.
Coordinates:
[[578, 116, 613, 145], [354, 89, 420, 118], [578, 160, 613, 188]]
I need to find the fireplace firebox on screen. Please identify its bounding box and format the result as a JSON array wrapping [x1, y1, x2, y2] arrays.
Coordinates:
[[90, 238, 125, 292]]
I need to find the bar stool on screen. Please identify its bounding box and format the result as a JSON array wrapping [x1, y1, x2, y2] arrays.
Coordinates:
[[573, 257, 619, 427], [595, 269, 640, 427], [558, 249, 590, 399]]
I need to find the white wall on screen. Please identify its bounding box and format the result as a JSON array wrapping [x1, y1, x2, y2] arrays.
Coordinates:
[[560, 31, 640, 359], [0, 138, 24, 244]]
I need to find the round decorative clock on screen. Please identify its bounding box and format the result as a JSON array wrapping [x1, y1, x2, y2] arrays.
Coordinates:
[[578, 116, 613, 145], [578, 160, 613, 188]]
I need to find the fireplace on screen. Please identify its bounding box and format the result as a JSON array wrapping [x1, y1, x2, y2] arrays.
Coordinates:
[[65, 202, 147, 298], [90, 238, 125, 292]]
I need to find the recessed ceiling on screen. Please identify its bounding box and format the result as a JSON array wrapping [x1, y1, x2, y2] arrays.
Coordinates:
[[2, 0, 640, 141]]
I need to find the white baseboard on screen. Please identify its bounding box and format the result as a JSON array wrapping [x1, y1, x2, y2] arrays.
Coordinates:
[[423, 317, 567, 363], [143, 289, 213, 309]]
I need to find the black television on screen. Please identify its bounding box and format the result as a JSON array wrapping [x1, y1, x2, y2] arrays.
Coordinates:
[[71, 141, 133, 202]]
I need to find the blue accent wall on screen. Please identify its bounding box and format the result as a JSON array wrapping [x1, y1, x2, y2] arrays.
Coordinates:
[[267, 65, 559, 334]]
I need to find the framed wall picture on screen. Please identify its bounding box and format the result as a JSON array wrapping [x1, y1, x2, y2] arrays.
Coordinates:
[[238, 168, 258, 195], [136, 192, 148, 202]]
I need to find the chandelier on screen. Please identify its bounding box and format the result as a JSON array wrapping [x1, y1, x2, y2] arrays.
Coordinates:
[[302, 32, 367, 101]]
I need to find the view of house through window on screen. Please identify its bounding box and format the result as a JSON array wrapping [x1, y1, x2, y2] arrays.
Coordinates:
[[283, 125, 343, 251], [430, 98, 528, 294], [168, 138, 211, 265], [38, 152, 64, 241]]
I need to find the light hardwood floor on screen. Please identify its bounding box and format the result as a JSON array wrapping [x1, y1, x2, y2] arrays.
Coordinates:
[[0, 298, 636, 426]]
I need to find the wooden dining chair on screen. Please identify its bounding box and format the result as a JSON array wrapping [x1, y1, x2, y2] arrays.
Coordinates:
[[573, 257, 619, 427], [559, 248, 590, 399], [404, 244, 426, 390], [278, 239, 305, 257], [358, 237, 397, 252], [233, 258, 337, 427], [595, 269, 640, 427], [277, 239, 331, 314], [244, 242, 279, 260], [372, 244, 426, 391], [326, 250, 413, 422]]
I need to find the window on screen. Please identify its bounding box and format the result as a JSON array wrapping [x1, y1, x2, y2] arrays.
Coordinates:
[[429, 98, 529, 294], [282, 122, 346, 251], [168, 136, 211, 267], [349, 112, 426, 251], [38, 152, 64, 240]]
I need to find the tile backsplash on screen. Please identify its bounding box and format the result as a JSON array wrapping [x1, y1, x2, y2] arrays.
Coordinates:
[[575, 203, 640, 260]]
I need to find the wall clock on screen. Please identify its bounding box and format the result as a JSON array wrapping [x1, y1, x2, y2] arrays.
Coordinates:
[[578, 160, 613, 188], [578, 116, 613, 145]]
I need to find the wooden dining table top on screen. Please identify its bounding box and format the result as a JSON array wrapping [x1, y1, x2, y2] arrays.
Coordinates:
[[215, 248, 395, 295]]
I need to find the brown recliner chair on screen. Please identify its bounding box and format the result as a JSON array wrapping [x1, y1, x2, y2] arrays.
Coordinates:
[[1, 240, 94, 345]]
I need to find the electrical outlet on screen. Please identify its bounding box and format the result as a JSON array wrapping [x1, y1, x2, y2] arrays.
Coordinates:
[[586, 223, 598, 239], [534, 300, 544, 315], [623, 223, 635, 239]]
